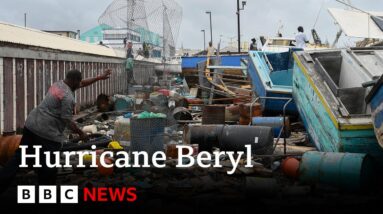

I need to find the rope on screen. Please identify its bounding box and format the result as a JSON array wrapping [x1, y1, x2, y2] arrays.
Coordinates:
[[312, 0, 326, 29]]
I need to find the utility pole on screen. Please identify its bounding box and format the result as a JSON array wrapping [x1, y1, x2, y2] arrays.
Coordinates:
[[201, 30, 206, 50], [24, 13, 27, 28], [237, 0, 246, 53], [206, 11, 213, 44], [237, 1, 240, 53]]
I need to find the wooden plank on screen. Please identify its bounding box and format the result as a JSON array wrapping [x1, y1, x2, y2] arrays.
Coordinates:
[[65, 61, 70, 77], [45, 60, 51, 94], [3, 58, 14, 132], [105, 63, 108, 95], [81, 62, 85, 106], [87, 62, 91, 105], [109, 63, 112, 95], [101, 63, 105, 94], [52, 60, 58, 83], [89, 63, 93, 105], [74, 62, 80, 105], [113, 63, 117, 94], [26, 59, 35, 114], [36, 60, 44, 104], [85, 62, 89, 106], [94, 63, 98, 98], [124, 64, 127, 93], [96, 63, 101, 96], [15, 58, 25, 131], [91, 63, 95, 105], [59, 61, 64, 81]]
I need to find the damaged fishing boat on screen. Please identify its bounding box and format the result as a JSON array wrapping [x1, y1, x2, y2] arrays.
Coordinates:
[[366, 74, 383, 149], [292, 48, 383, 163], [247, 49, 299, 115]]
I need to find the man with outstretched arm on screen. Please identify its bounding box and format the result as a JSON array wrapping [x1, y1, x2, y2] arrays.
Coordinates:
[[0, 69, 111, 193]]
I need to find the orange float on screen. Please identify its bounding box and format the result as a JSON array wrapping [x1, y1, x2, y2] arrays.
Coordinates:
[[281, 157, 300, 179]]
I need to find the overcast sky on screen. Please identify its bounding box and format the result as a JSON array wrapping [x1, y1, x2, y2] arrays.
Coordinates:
[[0, 0, 381, 49]]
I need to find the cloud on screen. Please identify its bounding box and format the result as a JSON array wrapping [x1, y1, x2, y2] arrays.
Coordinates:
[[0, 0, 381, 49]]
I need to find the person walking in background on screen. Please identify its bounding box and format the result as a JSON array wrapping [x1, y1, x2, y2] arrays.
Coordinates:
[[295, 26, 309, 49], [126, 42, 135, 85], [207, 42, 216, 57], [250, 38, 257, 50]]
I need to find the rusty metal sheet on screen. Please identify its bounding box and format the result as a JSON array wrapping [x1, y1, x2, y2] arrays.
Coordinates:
[[26, 59, 35, 114], [3, 58, 14, 133], [202, 105, 226, 125], [15, 58, 25, 131]]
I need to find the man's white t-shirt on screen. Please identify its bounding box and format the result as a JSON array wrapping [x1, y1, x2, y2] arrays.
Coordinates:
[[207, 46, 216, 56], [295, 32, 308, 49]]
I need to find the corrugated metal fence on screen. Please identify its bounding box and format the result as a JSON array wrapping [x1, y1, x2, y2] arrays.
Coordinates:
[[0, 45, 127, 134], [133, 61, 158, 85]]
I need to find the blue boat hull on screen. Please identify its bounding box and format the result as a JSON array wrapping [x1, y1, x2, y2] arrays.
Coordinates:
[[248, 51, 298, 116], [181, 55, 248, 69], [368, 77, 383, 149]]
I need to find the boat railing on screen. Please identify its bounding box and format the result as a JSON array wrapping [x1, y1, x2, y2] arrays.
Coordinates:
[[249, 96, 293, 155]]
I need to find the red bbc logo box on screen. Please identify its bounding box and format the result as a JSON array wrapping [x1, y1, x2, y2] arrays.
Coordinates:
[[17, 186, 78, 204]]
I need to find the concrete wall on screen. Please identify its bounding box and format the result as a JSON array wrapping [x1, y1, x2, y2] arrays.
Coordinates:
[[0, 45, 127, 134]]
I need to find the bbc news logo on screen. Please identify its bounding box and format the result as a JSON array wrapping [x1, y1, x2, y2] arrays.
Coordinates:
[[18, 186, 78, 204], [18, 186, 137, 204]]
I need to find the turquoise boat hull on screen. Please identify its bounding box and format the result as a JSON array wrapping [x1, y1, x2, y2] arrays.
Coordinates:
[[292, 50, 383, 164], [248, 50, 300, 116]]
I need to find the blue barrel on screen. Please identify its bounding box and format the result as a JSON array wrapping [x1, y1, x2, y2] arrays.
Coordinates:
[[252, 117, 290, 137], [299, 152, 377, 191]]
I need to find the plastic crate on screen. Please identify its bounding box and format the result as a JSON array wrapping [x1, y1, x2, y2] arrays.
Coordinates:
[[130, 118, 166, 157]]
